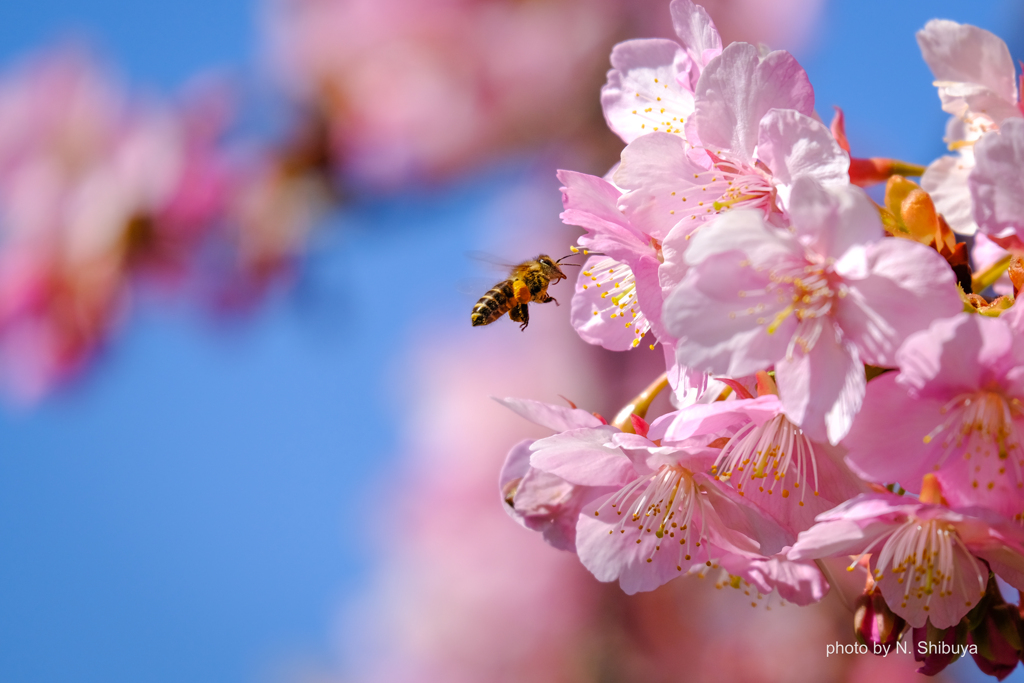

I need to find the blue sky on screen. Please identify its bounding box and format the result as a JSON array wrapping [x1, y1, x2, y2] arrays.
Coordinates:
[[0, 1, 1023, 682]]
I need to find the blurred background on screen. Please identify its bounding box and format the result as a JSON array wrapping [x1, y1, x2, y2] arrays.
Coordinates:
[[0, 1, 1022, 682]]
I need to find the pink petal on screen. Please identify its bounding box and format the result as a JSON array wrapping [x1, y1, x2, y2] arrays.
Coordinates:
[[971, 120, 1024, 238], [973, 233, 1013, 295], [494, 397, 603, 432], [512, 466, 609, 552], [700, 474, 791, 556], [966, 517, 1024, 592], [529, 426, 636, 487], [727, 553, 829, 606], [917, 20, 1018, 117], [976, 546, 1024, 593], [729, 441, 863, 543], [788, 514, 899, 561], [693, 43, 814, 164], [575, 493, 702, 594], [652, 394, 781, 443], [786, 178, 883, 260], [895, 314, 1008, 399], [776, 321, 865, 445], [833, 237, 963, 368], [843, 373, 951, 485], [669, 0, 722, 76], [658, 220, 694, 292], [682, 207, 803, 268], [935, 415, 1024, 520], [756, 110, 849, 210], [921, 154, 977, 235], [607, 432, 666, 472], [499, 438, 535, 493], [662, 352, 714, 408], [556, 169, 649, 262], [614, 132, 725, 239], [600, 39, 695, 144], [666, 249, 795, 377]]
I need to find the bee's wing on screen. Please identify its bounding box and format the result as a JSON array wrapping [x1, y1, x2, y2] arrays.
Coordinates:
[[465, 251, 516, 273]]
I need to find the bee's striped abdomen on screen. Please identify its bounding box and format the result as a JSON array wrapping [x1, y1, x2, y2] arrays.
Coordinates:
[[471, 280, 516, 326]]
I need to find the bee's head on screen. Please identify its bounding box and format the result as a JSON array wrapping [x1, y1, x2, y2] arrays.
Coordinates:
[[536, 254, 567, 280]]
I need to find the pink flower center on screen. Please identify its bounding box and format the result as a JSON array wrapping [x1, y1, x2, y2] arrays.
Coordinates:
[[768, 262, 836, 325], [581, 257, 651, 348], [924, 390, 1024, 492], [712, 413, 819, 505], [871, 518, 985, 613], [594, 465, 711, 570], [678, 156, 776, 226]]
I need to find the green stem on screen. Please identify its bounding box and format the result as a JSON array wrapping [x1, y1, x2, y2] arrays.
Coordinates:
[[972, 253, 1013, 294]]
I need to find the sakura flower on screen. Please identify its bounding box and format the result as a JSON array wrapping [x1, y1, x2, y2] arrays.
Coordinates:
[[612, 42, 848, 249], [662, 177, 963, 445], [790, 489, 1024, 629], [566, 439, 751, 594], [529, 417, 824, 598], [600, 0, 720, 144], [651, 383, 863, 544], [559, 170, 667, 351], [554, 170, 712, 393], [844, 312, 1024, 521], [917, 20, 1022, 235], [496, 396, 616, 551]]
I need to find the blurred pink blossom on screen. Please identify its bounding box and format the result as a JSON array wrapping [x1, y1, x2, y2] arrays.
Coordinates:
[[0, 49, 230, 399], [264, 0, 827, 190]]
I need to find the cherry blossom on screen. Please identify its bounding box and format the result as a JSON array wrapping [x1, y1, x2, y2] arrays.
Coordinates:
[[497, 396, 618, 551], [559, 170, 668, 351], [845, 312, 1024, 521], [524, 411, 826, 598], [653, 385, 863, 542], [600, 0, 720, 144], [917, 19, 1022, 236], [612, 43, 847, 246], [662, 178, 963, 444], [790, 489, 1024, 629]]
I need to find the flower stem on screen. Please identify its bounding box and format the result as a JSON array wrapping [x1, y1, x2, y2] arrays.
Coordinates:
[[612, 372, 669, 433], [972, 253, 1013, 294]]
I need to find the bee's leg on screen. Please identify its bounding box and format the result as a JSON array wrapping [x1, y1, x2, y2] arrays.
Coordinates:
[[538, 294, 559, 306], [509, 304, 530, 331]]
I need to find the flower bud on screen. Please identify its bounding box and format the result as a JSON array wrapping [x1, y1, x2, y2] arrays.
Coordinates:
[[913, 620, 969, 676], [966, 574, 1024, 680], [854, 588, 906, 651], [968, 602, 1023, 680]]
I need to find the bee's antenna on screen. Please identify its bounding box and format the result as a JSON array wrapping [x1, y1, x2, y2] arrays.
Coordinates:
[[556, 248, 604, 264]]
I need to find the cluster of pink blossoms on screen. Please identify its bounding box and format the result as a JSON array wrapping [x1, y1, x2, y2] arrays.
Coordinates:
[[0, 49, 336, 401], [500, 2, 1024, 677]]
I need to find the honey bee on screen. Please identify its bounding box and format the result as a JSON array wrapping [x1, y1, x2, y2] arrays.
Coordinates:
[[470, 254, 575, 330]]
